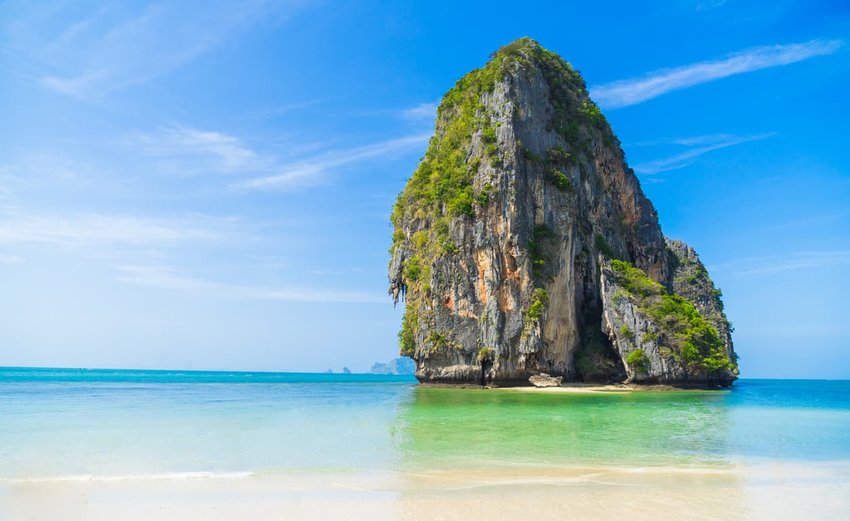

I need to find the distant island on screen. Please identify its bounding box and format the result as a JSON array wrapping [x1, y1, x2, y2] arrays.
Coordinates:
[[325, 367, 352, 374], [369, 357, 415, 375], [388, 38, 738, 388]]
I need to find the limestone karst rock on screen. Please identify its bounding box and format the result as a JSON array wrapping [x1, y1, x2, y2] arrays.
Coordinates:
[[528, 374, 563, 388], [388, 38, 738, 387]]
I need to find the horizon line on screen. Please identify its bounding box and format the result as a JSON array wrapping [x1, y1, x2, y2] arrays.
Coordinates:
[[0, 365, 846, 381]]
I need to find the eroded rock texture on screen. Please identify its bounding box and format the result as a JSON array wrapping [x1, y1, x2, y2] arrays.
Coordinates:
[[388, 38, 737, 387]]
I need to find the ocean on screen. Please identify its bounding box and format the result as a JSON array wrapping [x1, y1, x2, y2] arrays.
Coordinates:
[[1, 367, 849, 519]]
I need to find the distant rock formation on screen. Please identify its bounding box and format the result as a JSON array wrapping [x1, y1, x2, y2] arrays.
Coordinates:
[[370, 357, 416, 375], [387, 38, 738, 387]]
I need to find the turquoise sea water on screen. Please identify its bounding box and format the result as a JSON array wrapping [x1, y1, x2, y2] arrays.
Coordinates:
[[1, 367, 849, 480]]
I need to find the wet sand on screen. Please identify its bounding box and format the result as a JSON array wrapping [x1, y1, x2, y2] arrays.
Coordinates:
[[499, 383, 728, 393], [3, 462, 848, 521], [422, 382, 730, 393]]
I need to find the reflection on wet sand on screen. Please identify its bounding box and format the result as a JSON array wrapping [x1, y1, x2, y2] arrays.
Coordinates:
[[396, 465, 747, 521], [390, 386, 748, 519]]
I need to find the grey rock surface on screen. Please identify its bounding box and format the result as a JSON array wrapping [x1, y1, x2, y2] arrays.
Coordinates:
[[388, 39, 737, 388], [667, 239, 736, 364], [529, 373, 563, 387]]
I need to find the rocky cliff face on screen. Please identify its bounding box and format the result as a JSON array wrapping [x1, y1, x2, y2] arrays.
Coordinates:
[[388, 38, 738, 387]]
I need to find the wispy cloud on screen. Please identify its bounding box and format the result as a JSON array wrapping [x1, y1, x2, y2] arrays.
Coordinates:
[[236, 133, 430, 190], [696, 0, 728, 11], [117, 265, 384, 304], [0, 254, 22, 265], [633, 132, 776, 174], [401, 102, 438, 122], [5, 1, 306, 99], [742, 323, 850, 339], [592, 39, 843, 108], [710, 250, 850, 276], [0, 212, 223, 247], [249, 99, 326, 120], [135, 125, 273, 176], [134, 125, 429, 188], [632, 134, 741, 147]]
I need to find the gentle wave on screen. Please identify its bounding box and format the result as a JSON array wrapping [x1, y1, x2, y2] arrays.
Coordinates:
[[1, 471, 254, 484]]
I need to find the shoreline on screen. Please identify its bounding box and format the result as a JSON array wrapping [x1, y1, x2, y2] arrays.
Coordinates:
[[417, 382, 730, 393], [502, 382, 731, 393], [4, 461, 848, 520]]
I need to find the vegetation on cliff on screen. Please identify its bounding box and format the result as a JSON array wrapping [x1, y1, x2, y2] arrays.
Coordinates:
[[390, 38, 613, 357], [609, 259, 736, 375], [389, 38, 611, 255], [388, 37, 737, 386]]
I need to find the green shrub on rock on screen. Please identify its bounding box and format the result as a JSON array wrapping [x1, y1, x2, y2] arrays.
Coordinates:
[[626, 349, 649, 373], [609, 259, 736, 376]]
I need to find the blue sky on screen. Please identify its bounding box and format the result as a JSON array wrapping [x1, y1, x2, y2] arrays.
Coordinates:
[[1, 0, 848, 377]]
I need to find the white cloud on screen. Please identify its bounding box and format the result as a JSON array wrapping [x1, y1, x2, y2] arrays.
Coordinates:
[[117, 265, 214, 291], [710, 251, 850, 276], [0, 212, 221, 247], [250, 99, 325, 120], [133, 125, 429, 188], [401, 102, 438, 121], [592, 39, 843, 108], [632, 134, 740, 147], [0, 254, 22, 264], [696, 0, 728, 11], [633, 133, 775, 174], [117, 265, 385, 304], [5, 1, 307, 99], [135, 125, 273, 175], [236, 133, 430, 190]]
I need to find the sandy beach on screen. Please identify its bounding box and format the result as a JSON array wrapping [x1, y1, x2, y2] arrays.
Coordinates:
[[3, 462, 849, 521], [499, 383, 678, 393], [497, 382, 733, 393]]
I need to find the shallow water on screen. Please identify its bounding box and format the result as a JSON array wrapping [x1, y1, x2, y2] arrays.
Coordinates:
[[1, 367, 848, 481]]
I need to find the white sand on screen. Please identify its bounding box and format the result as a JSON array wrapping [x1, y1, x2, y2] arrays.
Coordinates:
[[2, 462, 848, 520], [497, 383, 727, 393]]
